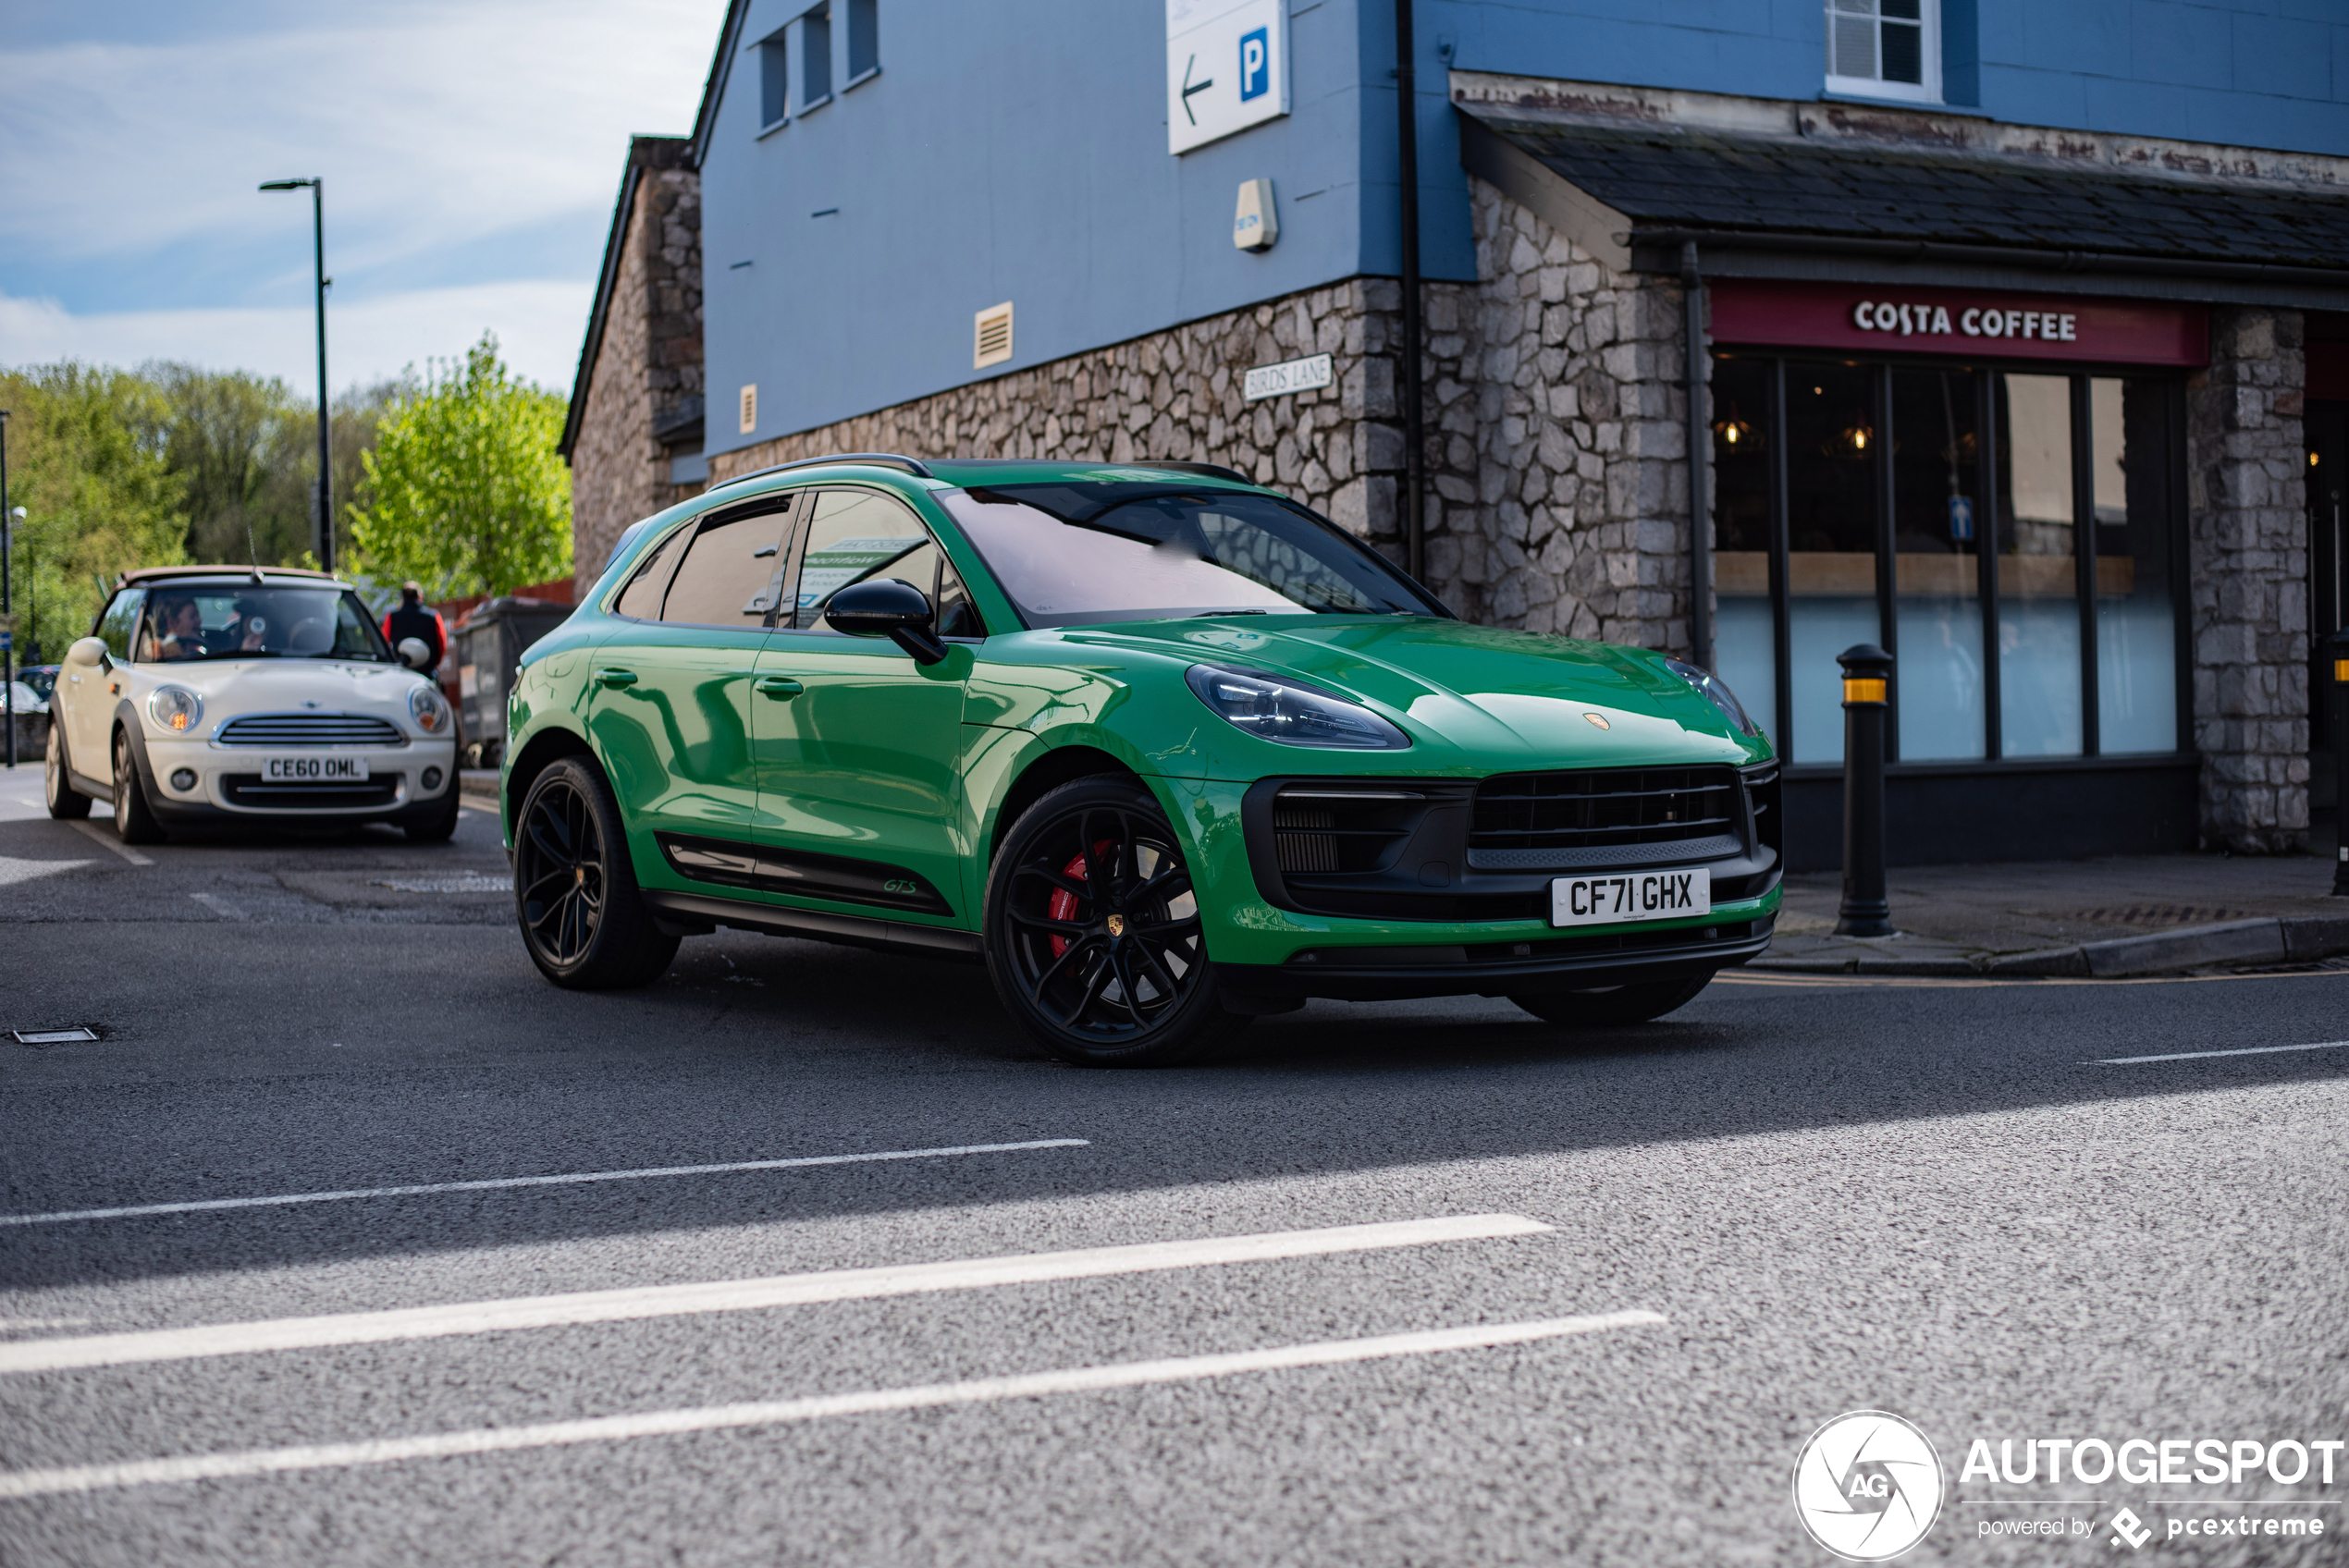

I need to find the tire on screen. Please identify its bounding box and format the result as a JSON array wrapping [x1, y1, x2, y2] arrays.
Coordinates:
[[45, 722, 91, 820], [111, 729, 166, 845], [983, 776, 1247, 1067], [405, 780, 461, 843], [1510, 975, 1713, 1027], [511, 755, 678, 988]]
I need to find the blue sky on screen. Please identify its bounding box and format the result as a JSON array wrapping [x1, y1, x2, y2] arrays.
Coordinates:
[[0, 0, 727, 392]]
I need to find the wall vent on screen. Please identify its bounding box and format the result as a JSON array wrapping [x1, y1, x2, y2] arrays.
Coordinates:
[[738, 384, 757, 435], [974, 301, 1014, 369]]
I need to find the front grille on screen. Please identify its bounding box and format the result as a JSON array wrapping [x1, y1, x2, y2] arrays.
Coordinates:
[[217, 713, 405, 747], [1272, 787, 1425, 876], [1469, 766, 1742, 871], [221, 774, 401, 810]]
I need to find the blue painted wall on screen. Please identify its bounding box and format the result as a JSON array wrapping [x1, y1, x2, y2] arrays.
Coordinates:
[[701, 0, 2349, 459]]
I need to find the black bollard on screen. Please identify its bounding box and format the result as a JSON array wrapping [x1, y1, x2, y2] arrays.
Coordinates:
[[2331, 627, 2349, 898], [1836, 643, 1895, 937]]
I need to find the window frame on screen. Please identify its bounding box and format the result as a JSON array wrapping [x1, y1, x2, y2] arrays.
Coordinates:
[[756, 27, 790, 134], [1823, 0, 1941, 106], [1710, 348, 2191, 771]]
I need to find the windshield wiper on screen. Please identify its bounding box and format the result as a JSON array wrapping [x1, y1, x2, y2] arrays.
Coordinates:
[[1183, 608, 1273, 617]]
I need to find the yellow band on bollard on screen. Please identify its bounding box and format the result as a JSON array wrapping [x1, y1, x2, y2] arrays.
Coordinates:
[[1842, 678, 1887, 704], [2335, 658, 2349, 683]]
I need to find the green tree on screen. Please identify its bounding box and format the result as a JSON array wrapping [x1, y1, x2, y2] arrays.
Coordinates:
[[346, 334, 571, 596], [0, 362, 188, 664], [146, 363, 314, 567]]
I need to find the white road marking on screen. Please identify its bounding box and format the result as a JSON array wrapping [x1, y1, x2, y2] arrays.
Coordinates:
[[0, 1311, 1659, 1500], [0, 1138, 1093, 1229], [0, 856, 92, 888], [190, 892, 245, 919], [0, 1215, 1554, 1376], [66, 820, 152, 865], [2091, 1039, 2349, 1065]]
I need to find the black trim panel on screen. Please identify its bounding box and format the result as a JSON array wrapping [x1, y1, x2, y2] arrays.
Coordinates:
[[1218, 917, 1775, 1002], [642, 888, 981, 962], [654, 830, 953, 916]]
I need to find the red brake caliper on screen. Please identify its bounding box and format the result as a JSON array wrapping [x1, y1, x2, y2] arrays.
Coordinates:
[[1047, 840, 1115, 958]]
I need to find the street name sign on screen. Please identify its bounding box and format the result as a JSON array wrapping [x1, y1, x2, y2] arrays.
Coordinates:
[[1243, 353, 1332, 401]]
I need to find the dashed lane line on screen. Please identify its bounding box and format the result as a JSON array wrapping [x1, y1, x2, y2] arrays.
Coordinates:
[[2091, 1039, 2349, 1065], [0, 1311, 1661, 1500], [65, 820, 153, 865], [0, 1215, 1554, 1376], [0, 1138, 1093, 1229]]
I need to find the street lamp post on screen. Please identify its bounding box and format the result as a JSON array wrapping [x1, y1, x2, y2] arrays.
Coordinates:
[[261, 178, 333, 575], [3, 408, 14, 769]]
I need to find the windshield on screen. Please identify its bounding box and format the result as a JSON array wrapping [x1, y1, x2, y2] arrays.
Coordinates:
[[135, 587, 393, 664], [936, 484, 1445, 629]]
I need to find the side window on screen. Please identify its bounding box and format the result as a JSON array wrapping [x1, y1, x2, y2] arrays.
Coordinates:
[[784, 489, 937, 631], [658, 503, 795, 628], [937, 559, 984, 638], [612, 522, 691, 619], [98, 592, 144, 661]]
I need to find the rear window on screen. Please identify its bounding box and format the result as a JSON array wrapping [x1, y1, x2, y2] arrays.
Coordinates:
[[935, 484, 1444, 630]]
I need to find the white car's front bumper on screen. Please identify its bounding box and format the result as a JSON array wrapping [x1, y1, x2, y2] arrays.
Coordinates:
[[145, 735, 461, 818]]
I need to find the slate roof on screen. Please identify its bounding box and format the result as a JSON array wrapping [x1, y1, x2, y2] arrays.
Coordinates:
[[1461, 105, 2349, 273]]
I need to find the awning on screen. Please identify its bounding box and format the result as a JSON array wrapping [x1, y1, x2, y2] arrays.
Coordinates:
[[1455, 84, 2349, 309]]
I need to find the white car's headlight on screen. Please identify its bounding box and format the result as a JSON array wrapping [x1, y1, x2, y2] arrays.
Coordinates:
[[147, 686, 203, 734], [408, 684, 452, 735], [1184, 664, 1410, 750]]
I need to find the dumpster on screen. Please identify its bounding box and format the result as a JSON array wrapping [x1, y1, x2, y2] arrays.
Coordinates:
[[453, 596, 573, 768]]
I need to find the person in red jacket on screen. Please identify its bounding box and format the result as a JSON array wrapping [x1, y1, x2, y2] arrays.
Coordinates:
[[382, 582, 448, 676]]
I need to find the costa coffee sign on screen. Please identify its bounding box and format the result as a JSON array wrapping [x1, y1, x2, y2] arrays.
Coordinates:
[[1708, 278, 2208, 367]]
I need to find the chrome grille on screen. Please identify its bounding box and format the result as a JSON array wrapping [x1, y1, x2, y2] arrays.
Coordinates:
[[216, 713, 405, 747], [1469, 766, 1741, 870]]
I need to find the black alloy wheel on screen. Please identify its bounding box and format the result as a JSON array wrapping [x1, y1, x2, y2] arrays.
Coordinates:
[[512, 755, 677, 988], [45, 722, 91, 820], [1509, 974, 1713, 1027], [984, 776, 1245, 1066], [110, 729, 166, 844]]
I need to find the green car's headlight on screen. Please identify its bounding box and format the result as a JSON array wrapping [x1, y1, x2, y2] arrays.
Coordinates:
[[1664, 657, 1761, 736], [1184, 663, 1409, 750], [147, 685, 203, 734]]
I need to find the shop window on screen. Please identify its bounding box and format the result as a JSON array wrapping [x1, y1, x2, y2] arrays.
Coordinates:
[[1708, 349, 2184, 769], [1825, 0, 1939, 105]]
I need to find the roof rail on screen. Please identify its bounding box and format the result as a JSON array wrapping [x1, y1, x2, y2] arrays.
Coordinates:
[[708, 452, 934, 491], [1121, 460, 1255, 485]]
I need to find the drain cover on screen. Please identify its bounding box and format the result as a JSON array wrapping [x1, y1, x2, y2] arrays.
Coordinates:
[[14, 1028, 97, 1045]]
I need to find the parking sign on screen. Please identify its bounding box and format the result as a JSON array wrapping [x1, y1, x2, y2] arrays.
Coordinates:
[[1167, 0, 1289, 154]]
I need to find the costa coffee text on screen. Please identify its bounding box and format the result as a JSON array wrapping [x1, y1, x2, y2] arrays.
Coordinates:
[[1852, 300, 2079, 342]]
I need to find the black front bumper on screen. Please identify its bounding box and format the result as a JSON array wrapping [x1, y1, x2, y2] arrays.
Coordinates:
[[1218, 914, 1776, 1003]]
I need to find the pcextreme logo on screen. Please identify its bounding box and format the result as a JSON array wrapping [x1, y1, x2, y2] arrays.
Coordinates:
[[1792, 1411, 1947, 1562]]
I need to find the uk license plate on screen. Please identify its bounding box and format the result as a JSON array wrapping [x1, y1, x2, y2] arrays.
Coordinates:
[[263, 756, 370, 782], [1549, 868, 1711, 927]]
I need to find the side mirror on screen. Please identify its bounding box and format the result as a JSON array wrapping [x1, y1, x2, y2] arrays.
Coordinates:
[[66, 636, 110, 673], [825, 579, 948, 666], [397, 636, 433, 670]]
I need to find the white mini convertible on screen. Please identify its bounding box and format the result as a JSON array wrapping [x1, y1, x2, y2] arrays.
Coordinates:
[[45, 567, 461, 843]]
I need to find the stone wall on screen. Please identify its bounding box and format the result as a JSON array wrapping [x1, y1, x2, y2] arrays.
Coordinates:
[[569, 151, 704, 600], [1416, 180, 1694, 652], [2187, 306, 2309, 853]]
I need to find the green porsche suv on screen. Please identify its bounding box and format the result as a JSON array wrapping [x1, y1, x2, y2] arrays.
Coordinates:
[[501, 455, 1780, 1064]]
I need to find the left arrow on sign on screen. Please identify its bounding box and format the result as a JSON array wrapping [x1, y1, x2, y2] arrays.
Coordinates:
[[1180, 54, 1213, 124]]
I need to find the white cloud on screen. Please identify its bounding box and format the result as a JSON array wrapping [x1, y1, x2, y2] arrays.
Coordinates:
[[0, 281, 596, 393], [0, 0, 723, 308]]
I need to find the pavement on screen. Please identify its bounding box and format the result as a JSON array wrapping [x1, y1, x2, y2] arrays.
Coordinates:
[[4, 763, 2348, 1566]]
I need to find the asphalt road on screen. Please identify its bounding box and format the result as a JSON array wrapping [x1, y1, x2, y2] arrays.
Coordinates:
[[2, 763, 2345, 1567]]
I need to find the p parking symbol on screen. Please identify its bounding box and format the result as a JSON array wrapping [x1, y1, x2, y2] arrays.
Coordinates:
[[1238, 27, 1269, 102]]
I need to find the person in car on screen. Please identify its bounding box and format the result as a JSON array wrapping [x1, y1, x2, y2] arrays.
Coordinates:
[[145, 596, 207, 661]]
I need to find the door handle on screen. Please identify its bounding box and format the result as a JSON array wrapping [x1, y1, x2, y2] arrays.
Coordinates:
[[755, 676, 805, 701], [594, 668, 639, 689]]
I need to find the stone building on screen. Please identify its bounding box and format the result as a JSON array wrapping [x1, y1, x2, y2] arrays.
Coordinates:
[[562, 2, 2349, 868]]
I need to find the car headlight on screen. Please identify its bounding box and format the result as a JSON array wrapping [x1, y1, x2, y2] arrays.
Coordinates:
[[1184, 664, 1410, 750], [1663, 657, 1761, 736], [147, 686, 203, 734], [408, 683, 452, 735]]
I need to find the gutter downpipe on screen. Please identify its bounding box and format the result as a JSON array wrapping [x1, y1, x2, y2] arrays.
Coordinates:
[[1396, 0, 1426, 582], [1682, 240, 1713, 670]]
